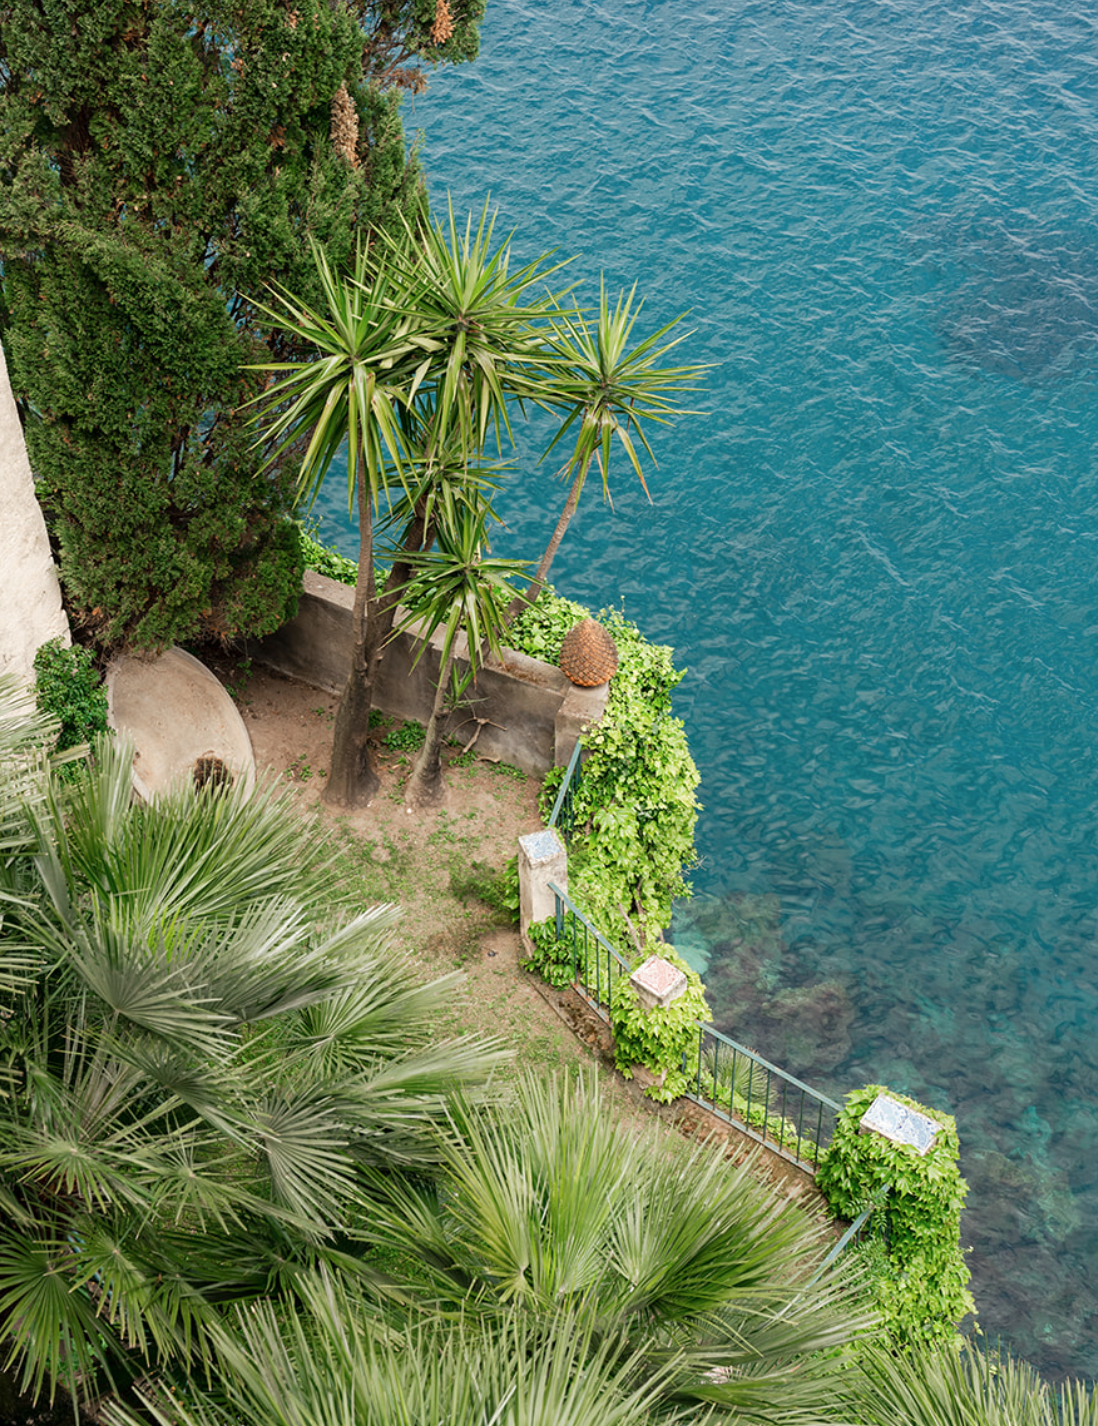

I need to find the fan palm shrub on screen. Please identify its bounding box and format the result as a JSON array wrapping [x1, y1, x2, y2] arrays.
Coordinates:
[[0, 698, 503, 1410], [853, 1340, 1098, 1426], [361, 1070, 873, 1423], [107, 1273, 699, 1426]]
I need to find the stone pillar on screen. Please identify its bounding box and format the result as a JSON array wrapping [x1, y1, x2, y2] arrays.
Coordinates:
[[554, 681, 609, 767], [0, 341, 69, 687], [629, 955, 689, 1010], [517, 827, 567, 936]]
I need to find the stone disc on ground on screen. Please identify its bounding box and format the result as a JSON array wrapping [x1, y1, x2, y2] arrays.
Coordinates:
[[107, 646, 256, 800]]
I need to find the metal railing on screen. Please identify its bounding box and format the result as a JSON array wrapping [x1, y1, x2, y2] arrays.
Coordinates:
[[547, 883, 841, 1176], [687, 1022, 842, 1173], [547, 740, 584, 841], [813, 1190, 888, 1280], [550, 880, 630, 1017]]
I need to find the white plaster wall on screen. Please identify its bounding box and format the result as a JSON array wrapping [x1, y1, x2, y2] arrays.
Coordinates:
[[0, 340, 69, 686]]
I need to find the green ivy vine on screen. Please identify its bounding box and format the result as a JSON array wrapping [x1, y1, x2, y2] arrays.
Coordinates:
[[815, 1084, 975, 1348], [608, 949, 710, 1103], [511, 592, 700, 955]]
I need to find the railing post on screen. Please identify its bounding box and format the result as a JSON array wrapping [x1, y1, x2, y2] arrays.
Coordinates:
[[517, 829, 568, 938]]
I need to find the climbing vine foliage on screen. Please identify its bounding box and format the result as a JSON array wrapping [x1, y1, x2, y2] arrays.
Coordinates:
[[511, 590, 700, 955], [815, 1084, 975, 1348]]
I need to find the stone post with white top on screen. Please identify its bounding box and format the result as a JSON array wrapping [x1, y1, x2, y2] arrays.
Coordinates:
[[517, 827, 568, 937]]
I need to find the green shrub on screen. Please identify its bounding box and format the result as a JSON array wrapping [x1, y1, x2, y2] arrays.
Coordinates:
[[299, 526, 360, 587], [815, 1084, 975, 1347], [520, 917, 575, 988], [608, 949, 710, 1103], [33, 639, 110, 757]]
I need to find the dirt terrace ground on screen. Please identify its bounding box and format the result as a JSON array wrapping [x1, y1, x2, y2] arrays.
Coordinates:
[[203, 650, 826, 1208]]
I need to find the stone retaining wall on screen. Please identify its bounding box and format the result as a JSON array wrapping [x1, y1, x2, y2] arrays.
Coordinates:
[[247, 570, 607, 775]]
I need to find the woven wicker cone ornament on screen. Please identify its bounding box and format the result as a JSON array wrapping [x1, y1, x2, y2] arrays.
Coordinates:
[[559, 619, 619, 687]]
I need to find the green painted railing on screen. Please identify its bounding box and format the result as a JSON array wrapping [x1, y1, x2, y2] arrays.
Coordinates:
[[687, 1021, 841, 1173], [547, 883, 841, 1175], [547, 739, 584, 840], [550, 879, 629, 1018]]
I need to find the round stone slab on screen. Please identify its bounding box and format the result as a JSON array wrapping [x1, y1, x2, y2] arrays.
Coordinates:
[[107, 647, 256, 801]]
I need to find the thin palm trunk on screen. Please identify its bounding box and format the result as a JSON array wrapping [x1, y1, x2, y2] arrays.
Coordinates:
[[323, 450, 379, 807], [506, 459, 589, 622], [361, 501, 433, 692], [404, 644, 456, 810]]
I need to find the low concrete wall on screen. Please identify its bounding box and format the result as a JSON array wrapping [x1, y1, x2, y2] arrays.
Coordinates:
[[247, 570, 607, 775]]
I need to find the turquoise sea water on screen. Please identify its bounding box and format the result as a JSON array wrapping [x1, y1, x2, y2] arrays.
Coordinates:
[[315, 0, 1098, 1377]]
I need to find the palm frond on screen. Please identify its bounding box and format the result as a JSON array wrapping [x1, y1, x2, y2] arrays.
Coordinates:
[[109, 1277, 698, 1426]]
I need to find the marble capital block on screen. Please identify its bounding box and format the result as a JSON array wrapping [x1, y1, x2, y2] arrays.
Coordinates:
[[518, 828, 567, 936], [629, 955, 688, 1012], [858, 1093, 939, 1155]]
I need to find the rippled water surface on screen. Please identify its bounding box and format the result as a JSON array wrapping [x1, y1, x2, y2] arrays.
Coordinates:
[[316, 0, 1098, 1376]]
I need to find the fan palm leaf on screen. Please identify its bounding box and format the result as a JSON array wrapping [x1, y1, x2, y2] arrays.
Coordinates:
[[362, 1071, 871, 1421], [108, 1274, 700, 1426], [854, 1340, 1098, 1426]]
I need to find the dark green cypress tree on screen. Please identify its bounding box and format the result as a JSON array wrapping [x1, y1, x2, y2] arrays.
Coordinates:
[[0, 0, 483, 648]]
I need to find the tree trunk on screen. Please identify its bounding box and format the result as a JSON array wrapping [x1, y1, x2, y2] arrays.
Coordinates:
[[505, 460, 588, 623], [404, 645, 455, 810], [322, 459, 380, 808], [360, 501, 433, 693]]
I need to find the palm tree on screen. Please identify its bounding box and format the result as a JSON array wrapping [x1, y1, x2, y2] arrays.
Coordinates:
[[0, 693, 504, 1410], [247, 239, 417, 806], [512, 282, 707, 617], [360, 1070, 873, 1423], [393, 498, 529, 809], [249, 205, 562, 810]]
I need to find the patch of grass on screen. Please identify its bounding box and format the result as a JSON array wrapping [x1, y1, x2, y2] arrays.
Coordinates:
[[449, 858, 519, 925], [490, 761, 526, 782]]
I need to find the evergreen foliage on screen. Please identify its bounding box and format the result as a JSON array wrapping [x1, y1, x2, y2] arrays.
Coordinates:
[[0, 685, 502, 1408], [32, 638, 109, 757], [0, 0, 481, 647]]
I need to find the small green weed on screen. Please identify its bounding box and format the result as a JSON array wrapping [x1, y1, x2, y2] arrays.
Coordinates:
[[384, 720, 426, 752], [286, 754, 313, 782], [491, 761, 526, 782], [223, 655, 253, 699]]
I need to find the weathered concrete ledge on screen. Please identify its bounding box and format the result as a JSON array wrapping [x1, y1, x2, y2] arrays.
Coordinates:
[[246, 570, 608, 775]]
